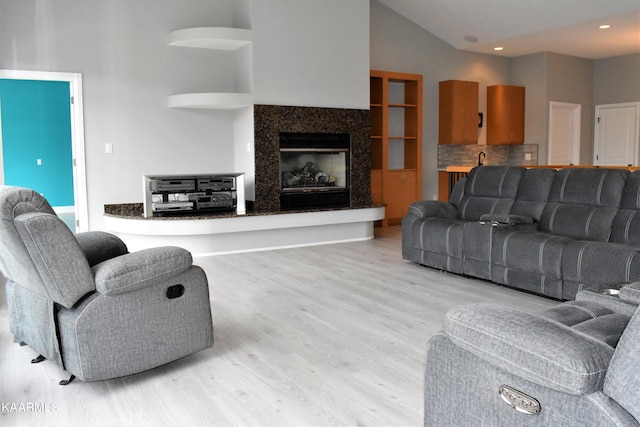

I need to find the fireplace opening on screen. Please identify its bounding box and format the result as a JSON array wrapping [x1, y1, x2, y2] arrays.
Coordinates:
[[279, 132, 350, 211]]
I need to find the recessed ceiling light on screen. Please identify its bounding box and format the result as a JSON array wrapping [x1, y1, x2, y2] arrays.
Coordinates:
[[464, 35, 479, 43], [599, 24, 611, 29], [494, 47, 504, 51]]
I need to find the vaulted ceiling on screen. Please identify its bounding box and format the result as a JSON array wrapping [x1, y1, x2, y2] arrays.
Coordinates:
[[378, 0, 640, 59]]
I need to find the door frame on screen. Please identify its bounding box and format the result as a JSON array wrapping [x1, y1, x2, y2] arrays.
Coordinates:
[[594, 102, 640, 166], [548, 101, 581, 165], [0, 69, 88, 232]]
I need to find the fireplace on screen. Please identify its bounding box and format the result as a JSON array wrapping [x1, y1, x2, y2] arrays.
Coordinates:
[[279, 132, 350, 210], [254, 104, 371, 213]]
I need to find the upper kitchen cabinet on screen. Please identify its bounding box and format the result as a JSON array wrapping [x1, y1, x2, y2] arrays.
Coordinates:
[[487, 85, 525, 145], [439, 80, 479, 144]]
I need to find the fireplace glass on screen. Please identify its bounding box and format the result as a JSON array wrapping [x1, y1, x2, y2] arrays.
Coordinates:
[[279, 132, 350, 210]]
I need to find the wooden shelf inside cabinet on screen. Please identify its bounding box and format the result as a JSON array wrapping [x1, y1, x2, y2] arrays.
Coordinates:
[[168, 93, 252, 109], [167, 27, 252, 51]]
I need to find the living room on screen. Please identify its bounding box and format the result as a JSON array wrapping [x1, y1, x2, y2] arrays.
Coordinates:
[[1, 0, 640, 426]]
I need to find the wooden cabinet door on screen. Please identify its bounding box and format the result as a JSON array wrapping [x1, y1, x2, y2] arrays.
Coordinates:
[[383, 170, 417, 224], [439, 80, 478, 144], [487, 85, 525, 144]]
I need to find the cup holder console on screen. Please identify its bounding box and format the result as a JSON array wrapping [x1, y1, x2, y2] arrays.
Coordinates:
[[597, 288, 621, 297]]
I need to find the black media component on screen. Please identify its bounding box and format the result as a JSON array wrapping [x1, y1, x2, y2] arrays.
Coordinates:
[[146, 174, 239, 216]]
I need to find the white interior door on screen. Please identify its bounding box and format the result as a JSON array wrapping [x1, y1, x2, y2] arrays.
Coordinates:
[[548, 102, 581, 165], [594, 103, 640, 166]]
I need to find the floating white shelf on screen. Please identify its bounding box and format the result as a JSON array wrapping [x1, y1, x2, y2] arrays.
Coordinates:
[[167, 93, 252, 109], [167, 27, 252, 51]]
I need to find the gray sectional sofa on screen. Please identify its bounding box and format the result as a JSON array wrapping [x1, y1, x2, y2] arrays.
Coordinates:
[[402, 165, 640, 300]]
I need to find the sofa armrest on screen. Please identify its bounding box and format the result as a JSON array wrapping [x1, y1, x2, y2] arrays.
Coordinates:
[[407, 200, 457, 219], [443, 303, 614, 395], [92, 246, 193, 296], [479, 213, 533, 225], [76, 231, 128, 267]]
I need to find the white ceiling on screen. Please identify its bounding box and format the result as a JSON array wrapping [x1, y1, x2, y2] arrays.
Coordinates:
[[378, 0, 640, 59]]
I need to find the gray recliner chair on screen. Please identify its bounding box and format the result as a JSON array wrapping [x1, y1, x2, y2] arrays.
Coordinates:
[[424, 285, 640, 426], [0, 186, 214, 383]]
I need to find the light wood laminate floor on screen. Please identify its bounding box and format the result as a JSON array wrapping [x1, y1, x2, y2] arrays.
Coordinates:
[[0, 226, 557, 426]]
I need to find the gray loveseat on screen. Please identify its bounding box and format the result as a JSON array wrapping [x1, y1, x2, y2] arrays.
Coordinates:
[[0, 186, 214, 383], [403, 166, 640, 300], [425, 284, 640, 426]]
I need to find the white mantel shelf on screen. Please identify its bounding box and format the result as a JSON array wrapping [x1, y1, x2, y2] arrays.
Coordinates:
[[167, 93, 253, 109], [104, 206, 385, 257], [167, 27, 252, 51]]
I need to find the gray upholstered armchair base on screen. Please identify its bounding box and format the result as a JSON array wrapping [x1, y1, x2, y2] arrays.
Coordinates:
[[0, 186, 214, 382], [424, 285, 640, 426]]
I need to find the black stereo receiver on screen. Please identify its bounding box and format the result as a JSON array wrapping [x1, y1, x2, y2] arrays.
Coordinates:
[[144, 174, 243, 217]]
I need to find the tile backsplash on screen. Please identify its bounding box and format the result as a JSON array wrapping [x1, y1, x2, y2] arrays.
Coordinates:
[[438, 144, 538, 169]]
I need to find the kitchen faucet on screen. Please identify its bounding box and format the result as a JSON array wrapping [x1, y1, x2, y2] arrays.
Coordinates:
[[478, 151, 486, 166]]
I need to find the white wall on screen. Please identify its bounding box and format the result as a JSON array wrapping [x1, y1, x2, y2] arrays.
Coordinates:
[[594, 53, 640, 105], [0, 0, 370, 230], [251, 0, 370, 109], [512, 52, 594, 165]]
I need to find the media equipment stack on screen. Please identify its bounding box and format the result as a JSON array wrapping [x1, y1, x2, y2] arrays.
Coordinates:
[[143, 173, 245, 217]]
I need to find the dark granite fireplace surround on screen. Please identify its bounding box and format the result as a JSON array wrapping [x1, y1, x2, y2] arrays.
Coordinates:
[[254, 105, 371, 213]]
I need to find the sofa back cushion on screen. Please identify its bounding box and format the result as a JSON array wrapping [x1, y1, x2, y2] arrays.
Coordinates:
[[15, 212, 95, 309], [611, 170, 640, 245], [604, 306, 640, 421], [539, 168, 629, 241], [457, 166, 524, 221], [510, 168, 556, 221]]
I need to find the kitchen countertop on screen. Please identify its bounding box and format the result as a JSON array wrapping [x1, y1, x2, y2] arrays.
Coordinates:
[[443, 165, 475, 172]]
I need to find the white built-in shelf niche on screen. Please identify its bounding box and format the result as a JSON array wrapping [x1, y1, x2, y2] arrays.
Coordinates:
[[167, 27, 252, 110]]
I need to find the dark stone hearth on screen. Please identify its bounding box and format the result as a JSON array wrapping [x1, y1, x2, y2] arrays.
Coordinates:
[[254, 105, 371, 213]]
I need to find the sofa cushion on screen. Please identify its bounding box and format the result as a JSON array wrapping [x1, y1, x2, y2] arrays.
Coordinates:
[[562, 240, 640, 289], [408, 217, 465, 273], [76, 231, 129, 267], [457, 166, 524, 221], [539, 169, 628, 241], [14, 212, 95, 309], [604, 306, 640, 421], [491, 230, 571, 281], [541, 301, 630, 347], [510, 168, 556, 221], [611, 170, 640, 245]]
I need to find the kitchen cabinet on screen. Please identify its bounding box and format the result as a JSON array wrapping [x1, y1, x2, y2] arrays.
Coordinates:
[[487, 85, 525, 144], [370, 70, 423, 226], [439, 80, 479, 144], [384, 170, 417, 220]]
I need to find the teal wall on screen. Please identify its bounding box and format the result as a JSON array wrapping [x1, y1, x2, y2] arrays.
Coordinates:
[[0, 79, 74, 206]]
